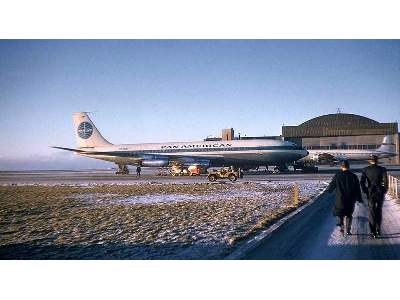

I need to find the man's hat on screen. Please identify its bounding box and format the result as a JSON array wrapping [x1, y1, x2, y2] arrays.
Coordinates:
[[368, 154, 378, 163], [340, 160, 350, 169]]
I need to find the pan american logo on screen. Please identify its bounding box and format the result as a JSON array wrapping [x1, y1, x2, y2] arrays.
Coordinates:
[[161, 143, 232, 149], [77, 122, 93, 139]]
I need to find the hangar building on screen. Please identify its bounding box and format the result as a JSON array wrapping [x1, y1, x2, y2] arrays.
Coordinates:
[[282, 113, 400, 164]]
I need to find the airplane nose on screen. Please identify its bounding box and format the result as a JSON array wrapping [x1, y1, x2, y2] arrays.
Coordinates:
[[293, 148, 309, 160], [300, 149, 309, 158]]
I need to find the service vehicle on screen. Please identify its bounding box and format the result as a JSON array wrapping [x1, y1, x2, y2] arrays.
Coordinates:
[[207, 167, 241, 182]]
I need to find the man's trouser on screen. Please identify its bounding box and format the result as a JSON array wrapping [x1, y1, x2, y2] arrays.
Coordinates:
[[337, 216, 352, 232], [368, 195, 384, 234]]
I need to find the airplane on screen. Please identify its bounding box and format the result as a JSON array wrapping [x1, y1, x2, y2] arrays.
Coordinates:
[[53, 112, 309, 174], [300, 135, 398, 164]]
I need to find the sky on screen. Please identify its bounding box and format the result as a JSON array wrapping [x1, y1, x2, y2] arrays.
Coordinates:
[[0, 40, 399, 170]]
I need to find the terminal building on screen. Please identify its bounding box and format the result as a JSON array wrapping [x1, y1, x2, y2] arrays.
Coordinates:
[[206, 113, 400, 164], [282, 113, 400, 164]]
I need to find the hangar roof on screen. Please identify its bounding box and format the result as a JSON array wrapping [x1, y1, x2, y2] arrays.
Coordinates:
[[282, 113, 398, 138]]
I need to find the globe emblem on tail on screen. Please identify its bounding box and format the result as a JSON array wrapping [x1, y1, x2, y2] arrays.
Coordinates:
[[77, 122, 93, 139]]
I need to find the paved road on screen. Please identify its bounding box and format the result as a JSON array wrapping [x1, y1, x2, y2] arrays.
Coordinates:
[[244, 192, 400, 259]]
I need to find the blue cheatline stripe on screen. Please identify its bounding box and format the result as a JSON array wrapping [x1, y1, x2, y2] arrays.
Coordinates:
[[84, 145, 304, 157]]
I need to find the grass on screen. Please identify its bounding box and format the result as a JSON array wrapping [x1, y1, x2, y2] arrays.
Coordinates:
[[0, 182, 322, 259]]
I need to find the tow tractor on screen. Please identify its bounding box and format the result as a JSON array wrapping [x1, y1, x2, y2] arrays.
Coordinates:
[[207, 167, 242, 182]]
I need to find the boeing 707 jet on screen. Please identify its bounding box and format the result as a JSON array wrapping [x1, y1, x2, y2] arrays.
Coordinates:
[[53, 112, 308, 174]]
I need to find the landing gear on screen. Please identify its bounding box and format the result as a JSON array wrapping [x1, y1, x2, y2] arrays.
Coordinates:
[[116, 164, 129, 175], [293, 162, 318, 173], [273, 164, 288, 174]]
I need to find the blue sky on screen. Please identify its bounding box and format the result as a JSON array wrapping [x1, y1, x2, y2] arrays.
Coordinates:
[[0, 40, 399, 169]]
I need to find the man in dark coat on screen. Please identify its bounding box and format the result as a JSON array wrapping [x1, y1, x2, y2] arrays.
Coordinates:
[[360, 155, 388, 238], [327, 160, 363, 235]]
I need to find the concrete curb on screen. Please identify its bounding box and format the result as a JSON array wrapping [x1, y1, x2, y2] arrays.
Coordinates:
[[225, 186, 329, 260]]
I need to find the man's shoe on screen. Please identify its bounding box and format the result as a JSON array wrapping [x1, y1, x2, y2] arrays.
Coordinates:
[[346, 231, 352, 236], [370, 233, 377, 239], [376, 229, 381, 236]]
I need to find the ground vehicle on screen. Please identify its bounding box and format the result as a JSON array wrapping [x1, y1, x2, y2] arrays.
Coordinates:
[[170, 165, 203, 176], [170, 165, 190, 176], [207, 167, 241, 182], [188, 165, 202, 176]]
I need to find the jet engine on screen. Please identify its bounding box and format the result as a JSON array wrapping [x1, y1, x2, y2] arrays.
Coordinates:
[[140, 159, 170, 167], [316, 153, 336, 163], [168, 158, 209, 167]]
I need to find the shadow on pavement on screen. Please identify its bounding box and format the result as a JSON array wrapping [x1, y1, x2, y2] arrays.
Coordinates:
[[376, 233, 400, 239], [322, 243, 400, 260]]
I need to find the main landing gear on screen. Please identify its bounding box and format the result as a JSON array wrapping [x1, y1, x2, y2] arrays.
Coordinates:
[[116, 164, 129, 175], [272, 164, 288, 174]]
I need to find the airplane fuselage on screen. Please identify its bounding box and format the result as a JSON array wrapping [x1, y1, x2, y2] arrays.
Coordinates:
[[303, 148, 397, 163], [77, 139, 308, 168]]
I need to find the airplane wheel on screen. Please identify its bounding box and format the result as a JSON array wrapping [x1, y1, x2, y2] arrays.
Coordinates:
[[228, 174, 237, 182], [208, 174, 217, 182]]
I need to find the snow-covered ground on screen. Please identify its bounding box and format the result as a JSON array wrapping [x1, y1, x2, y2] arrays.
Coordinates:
[[0, 181, 326, 259]]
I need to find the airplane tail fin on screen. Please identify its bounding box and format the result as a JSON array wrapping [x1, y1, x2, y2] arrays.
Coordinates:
[[72, 112, 112, 148], [376, 135, 396, 153]]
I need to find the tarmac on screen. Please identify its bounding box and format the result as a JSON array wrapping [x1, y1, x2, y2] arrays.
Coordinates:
[[1, 164, 399, 185]]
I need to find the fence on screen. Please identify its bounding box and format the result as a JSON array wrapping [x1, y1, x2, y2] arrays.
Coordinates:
[[388, 174, 399, 199]]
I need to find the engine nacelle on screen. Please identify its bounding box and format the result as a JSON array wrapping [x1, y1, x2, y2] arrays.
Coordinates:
[[140, 159, 169, 167], [184, 159, 210, 168], [316, 153, 336, 163]]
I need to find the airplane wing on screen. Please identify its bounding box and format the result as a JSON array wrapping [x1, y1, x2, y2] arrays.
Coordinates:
[[51, 146, 88, 153], [52, 147, 218, 166]]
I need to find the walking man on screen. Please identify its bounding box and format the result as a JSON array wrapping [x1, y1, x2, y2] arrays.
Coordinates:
[[360, 155, 388, 238], [327, 160, 363, 235], [136, 165, 141, 177]]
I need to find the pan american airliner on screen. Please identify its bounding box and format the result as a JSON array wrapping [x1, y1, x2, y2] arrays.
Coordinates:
[[53, 112, 309, 174]]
